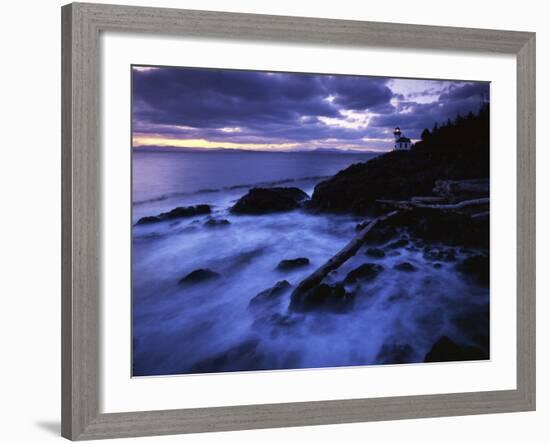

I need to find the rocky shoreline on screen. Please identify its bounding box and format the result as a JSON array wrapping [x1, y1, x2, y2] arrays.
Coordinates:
[[134, 151, 489, 368]]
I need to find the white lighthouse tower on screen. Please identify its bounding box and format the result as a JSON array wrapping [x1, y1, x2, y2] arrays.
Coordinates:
[[393, 127, 411, 150]]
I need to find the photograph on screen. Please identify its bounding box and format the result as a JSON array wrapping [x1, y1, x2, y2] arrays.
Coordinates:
[[131, 65, 490, 377]]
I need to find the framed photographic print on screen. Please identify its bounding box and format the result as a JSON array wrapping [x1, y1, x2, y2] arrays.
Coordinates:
[[61, 2, 536, 440]]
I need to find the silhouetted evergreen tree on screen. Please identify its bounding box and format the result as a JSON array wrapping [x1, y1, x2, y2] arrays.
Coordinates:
[[421, 128, 431, 142], [412, 103, 490, 179]]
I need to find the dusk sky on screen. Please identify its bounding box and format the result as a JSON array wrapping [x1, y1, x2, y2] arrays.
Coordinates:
[[132, 66, 489, 152]]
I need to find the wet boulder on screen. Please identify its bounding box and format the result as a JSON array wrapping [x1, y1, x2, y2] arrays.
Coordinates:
[[394, 262, 417, 272], [344, 263, 384, 284], [178, 268, 220, 285], [289, 283, 354, 313], [136, 204, 211, 225], [424, 336, 488, 362], [248, 280, 291, 309], [276, 257, 310, 271], [230, 187, 309, 214], [204, 218, 230, 227]]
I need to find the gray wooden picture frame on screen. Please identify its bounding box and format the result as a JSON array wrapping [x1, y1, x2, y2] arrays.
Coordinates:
[[61, 2, 536, 440]]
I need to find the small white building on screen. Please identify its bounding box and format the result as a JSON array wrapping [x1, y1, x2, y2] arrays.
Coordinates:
[[393, 127, 412, 150]]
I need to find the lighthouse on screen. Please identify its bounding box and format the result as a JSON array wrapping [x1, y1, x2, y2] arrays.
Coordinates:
[[393, 127, 411, 150]]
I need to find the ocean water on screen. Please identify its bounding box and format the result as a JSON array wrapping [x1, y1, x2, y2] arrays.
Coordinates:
[[132, 149, 489, 376]]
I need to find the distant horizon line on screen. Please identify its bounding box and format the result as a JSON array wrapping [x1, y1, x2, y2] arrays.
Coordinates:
[[132, 145, 390, 154]]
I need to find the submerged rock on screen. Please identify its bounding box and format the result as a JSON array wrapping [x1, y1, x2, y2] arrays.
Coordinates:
[[344, 263, 384, 284], [248, 280, 291, 309], [178, 268, 220, 285], [365, 247, 386, 258], [204, 218, 230, 227], [393, 262, 417, 272], [276, 257, 310, 271], [136, 204, 211, 225], [230, 187, 308, 214], [457, 254, 489, 286], [424, 336, 488, 362], [289, 283, 354, 313]]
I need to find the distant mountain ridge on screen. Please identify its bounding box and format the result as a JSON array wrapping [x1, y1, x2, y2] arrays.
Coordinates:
[[133, 145, 384, 155]]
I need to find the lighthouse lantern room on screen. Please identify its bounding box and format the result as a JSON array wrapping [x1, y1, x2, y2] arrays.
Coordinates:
[[393, 127, 412, 150]]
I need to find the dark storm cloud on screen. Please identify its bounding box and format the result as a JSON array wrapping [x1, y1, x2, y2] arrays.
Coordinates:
[[321, 76, 394, 110], [440, 82, 489, 100], [132, 66, 489, 151], [133, 68, 336, 130]]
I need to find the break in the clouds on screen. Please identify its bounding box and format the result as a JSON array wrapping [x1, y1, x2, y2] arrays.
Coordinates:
[[132, 66, 489, 152]]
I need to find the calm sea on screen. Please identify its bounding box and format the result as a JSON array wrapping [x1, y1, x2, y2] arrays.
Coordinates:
[[132, 149, 378, 206]]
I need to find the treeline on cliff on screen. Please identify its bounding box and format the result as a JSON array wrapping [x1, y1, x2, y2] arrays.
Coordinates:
[[309, 104, 490, 214], [415, 103, 489, 155]]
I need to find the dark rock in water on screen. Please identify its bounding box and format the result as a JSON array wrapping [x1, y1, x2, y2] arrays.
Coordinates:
[[457, 254, 489, 286], [204, 218, 230, 227], [365, 247, 386, 258], [248, 280, 291, 309], [424, 336, 488, 362], [289, 283, 354, 313], [394, 262, 417, 272], [432, 262, 443, 269], [136, 204, 211, 225], [344, 263, 384, 284], [276, 257, 310, 270], [230, 187, 308, 214], [376, 343, 415, 364], [189, 338, 265, 373], [423, 247, 456, 262], [386, 238, 409, 249], [136, 216, 161, 225], [178, 268, 220, 285]]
